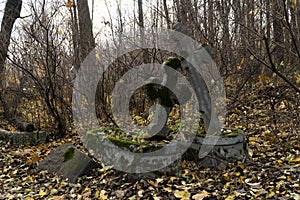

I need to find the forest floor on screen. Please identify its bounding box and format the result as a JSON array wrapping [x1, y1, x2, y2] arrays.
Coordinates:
[[0, 84, 299, 199]]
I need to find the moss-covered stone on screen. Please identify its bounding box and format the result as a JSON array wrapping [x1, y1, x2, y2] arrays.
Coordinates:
[[221, 128, 243, 137], [64, 147, 75, 162], [106, 136, 141, 147], [195, 127, 243, 138], [38, 143, 99, 183]]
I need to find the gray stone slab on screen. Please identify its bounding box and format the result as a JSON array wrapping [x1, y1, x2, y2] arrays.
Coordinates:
[[37, 143, 99, 182], [183, 131, 248, 168], [0, 128, 47, 146]]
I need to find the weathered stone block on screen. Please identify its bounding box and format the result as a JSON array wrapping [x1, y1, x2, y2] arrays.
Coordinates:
[[184, 130, 248, 168], [0, 128, 47, 145], [37, 143, 99, 183]]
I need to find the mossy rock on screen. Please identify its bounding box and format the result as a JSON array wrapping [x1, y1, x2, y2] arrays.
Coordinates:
[[86, 129, 167, 153], [86, 127, 247, 169], [194, 128, 244, 145], [106, 136, 140, 147], [37, 143, 99, 183]]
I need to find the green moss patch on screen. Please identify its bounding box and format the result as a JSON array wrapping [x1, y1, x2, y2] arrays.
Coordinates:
[[63, 147, 75, 162]]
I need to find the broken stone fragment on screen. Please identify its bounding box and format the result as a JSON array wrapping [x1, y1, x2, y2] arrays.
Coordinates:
[[37, 143, 99, 183]]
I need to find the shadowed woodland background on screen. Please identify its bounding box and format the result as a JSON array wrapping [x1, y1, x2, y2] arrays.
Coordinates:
[[0, 0, 299, 136]]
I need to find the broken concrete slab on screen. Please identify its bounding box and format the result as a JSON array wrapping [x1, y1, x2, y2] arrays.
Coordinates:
[[37, 143, 99, 183]]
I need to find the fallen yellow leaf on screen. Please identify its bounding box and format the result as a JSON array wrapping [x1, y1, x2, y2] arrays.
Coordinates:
[[156, 178, 164, 184], [51, 195, 65, 200], [223, 173, 231, 181], [164, 187, 172, 193], [277, 159, 283, 164], [192, 191, 210, 200], [174, 190, 191, 200], [50, 189, 58, 195], [225, 193, 236, 200], [39, 189, 47, 197], [290, 157, 300, 163], [100, 189, 108, 200]]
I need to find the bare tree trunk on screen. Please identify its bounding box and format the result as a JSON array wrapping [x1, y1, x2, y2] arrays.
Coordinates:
[[180, 0, 187, 23], [203, 0, 208, 37], [77, 0, 95, 64], [138, 0, 144, 30], [178, 0, 194, 28], [272, 0, 285, 65], [193, 0, 198, 25], [138, 0, 149, 63], [259, 0, 264, 54], [174, 0, 181, 22], [290, 3, 297, 35], [232, 0, 241, 43], [220, 0, 231, 65], [163, 0, 171, 29], [0, 0, 22, 86], [0, 0, 22, 119], [298, 5, 300, 36], [289, 1, 299, 60], [266, 0, 271, 39], [247, 0, 255, 47], [207, 0, 214, 43], [70, 1, 81, 71]]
